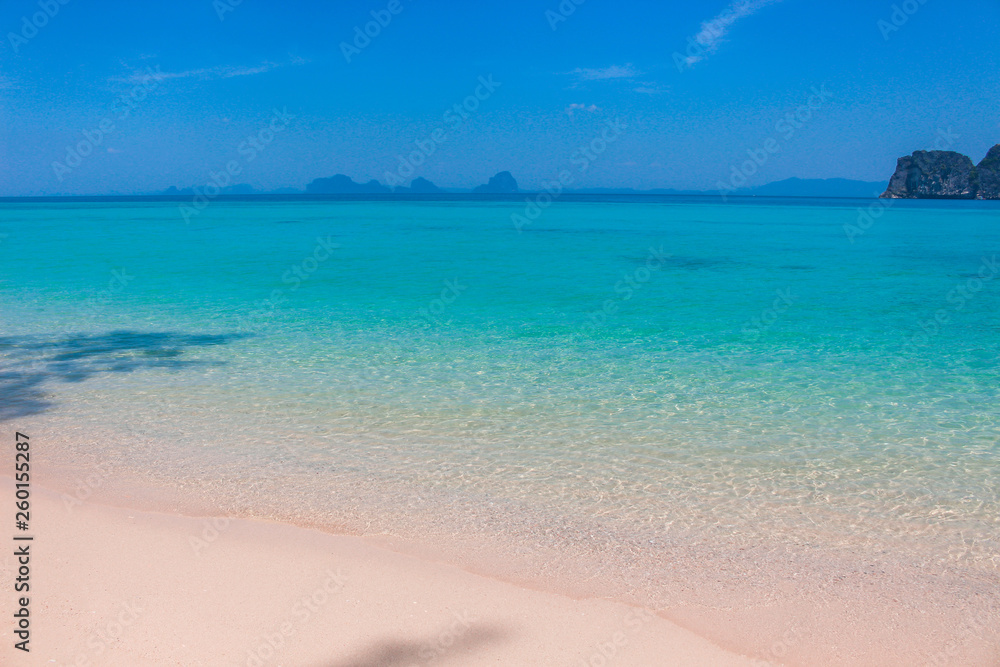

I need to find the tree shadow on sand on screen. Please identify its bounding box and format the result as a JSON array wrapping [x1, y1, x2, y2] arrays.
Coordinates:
[[0, 330, 247, 422], [324, 624, 510, 667]]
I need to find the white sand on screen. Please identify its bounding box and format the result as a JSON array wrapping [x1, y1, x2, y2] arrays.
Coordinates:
[[0, 482, 757, 666]]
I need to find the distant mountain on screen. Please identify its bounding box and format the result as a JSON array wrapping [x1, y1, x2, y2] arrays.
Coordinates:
[[567, 179, 886, 198], [161, 186, 194, 196], [882, 145, 1000, 199], [226, 183, 258, 195], [745, 178, 887, 198], [473, 171, 518, 194], [154, 175, 893, 199], [393, 177, 443, 194], [305, 175, 390, 194]]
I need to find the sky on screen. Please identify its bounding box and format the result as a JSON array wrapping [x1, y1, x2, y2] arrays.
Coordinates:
[[0, 0, 998, 196]]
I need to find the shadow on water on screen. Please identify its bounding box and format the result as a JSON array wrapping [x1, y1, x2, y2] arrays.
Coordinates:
[[0, 330, 247, 422], [325, 624, 510, 667]]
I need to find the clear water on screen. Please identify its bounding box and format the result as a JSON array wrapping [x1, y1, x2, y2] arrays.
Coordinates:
[[1, 196, 999, 600]]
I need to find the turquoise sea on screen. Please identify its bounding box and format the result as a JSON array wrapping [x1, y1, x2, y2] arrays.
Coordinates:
[[1, 195, 998, 617]]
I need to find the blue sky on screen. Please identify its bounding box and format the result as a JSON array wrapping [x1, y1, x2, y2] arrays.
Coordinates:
[[1, 0, 998, 195]]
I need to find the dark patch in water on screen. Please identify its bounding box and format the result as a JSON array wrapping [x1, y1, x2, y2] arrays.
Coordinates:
[[667, 256, 724, 270], [521, 228, 647, 236], [779, 265, 815, 271], [0, 330, 248, 421], [623, 254, 731, 270]]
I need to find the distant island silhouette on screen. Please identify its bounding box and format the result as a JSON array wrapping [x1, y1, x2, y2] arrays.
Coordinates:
[[157, 171, 892, 199], [472, 171, 519, 194], [305, 175, 390, 195]]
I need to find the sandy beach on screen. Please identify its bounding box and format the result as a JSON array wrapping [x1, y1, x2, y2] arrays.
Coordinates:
[[4, 0, 1000, 662], [0, 480, 759, 666]]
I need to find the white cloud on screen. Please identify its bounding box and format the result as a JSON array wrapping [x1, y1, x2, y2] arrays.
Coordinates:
[[565, 103, 599, 117], [570, 63, 640, 81], [150, 62, 279, 81], [683, 0, 783, 67], [112, 59, 304, 85], [633, 81, 667, 95]]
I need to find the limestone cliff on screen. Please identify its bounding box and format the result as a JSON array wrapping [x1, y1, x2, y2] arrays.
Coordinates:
[[881, 150, 977, 199], [975, 144, 1000, 200], [881, 145, 1000, 199]]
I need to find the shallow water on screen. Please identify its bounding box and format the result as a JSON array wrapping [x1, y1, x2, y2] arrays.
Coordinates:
[[2, 197, 999, 635]]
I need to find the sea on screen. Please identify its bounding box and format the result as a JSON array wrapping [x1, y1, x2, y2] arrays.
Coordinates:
[[1, 194, 998, 659]]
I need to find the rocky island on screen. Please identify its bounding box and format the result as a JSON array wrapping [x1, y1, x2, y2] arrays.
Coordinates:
[[881, 144, 1000, 199], [473, 171, 519, 194], [976, 144, 1000, 199], [305, 174, 390, 194]]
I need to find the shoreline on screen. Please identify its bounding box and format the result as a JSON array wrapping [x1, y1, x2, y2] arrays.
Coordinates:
[[0, 479, 758, 666], [5, 468, 999, 666]]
